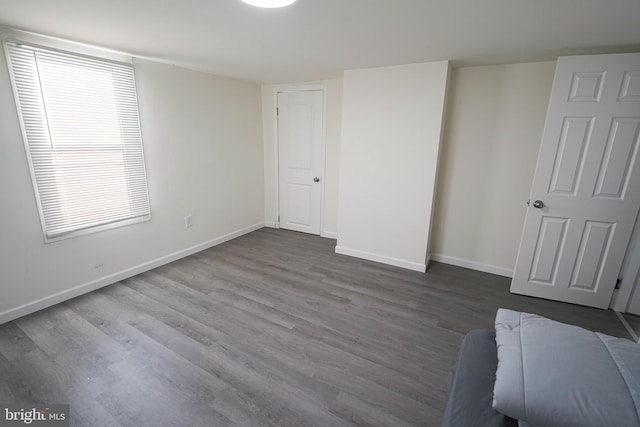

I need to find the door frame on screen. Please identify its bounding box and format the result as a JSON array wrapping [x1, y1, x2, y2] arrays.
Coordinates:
[[271, 84, 327, 235], [612, 214, 640, 311]]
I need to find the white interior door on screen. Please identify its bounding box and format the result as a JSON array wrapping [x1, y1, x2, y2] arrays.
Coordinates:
[[277, 90, 323, 235], [511, 53, 640, 309]]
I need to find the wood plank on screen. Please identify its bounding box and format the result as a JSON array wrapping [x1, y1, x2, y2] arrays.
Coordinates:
[[0, 228, 632, 426]]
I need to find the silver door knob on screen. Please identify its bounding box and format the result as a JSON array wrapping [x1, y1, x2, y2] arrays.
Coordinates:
[[532, 200, 544, 209], [313, 177, 320, 182]]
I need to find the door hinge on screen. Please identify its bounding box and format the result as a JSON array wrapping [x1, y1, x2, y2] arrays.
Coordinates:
[[615, 278, 622, 289], [276, 107, 279, 115], [278, 215, 280, 223]]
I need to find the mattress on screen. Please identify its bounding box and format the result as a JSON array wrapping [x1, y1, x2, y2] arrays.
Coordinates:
[[493, 309, 640, 427], [441, 329, 517, 427]]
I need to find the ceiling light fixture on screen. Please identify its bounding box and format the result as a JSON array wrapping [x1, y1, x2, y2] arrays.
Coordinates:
[[241, 0, 297, 8]]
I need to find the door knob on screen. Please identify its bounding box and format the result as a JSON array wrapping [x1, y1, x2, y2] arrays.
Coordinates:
[[313, 177, 320, 182], [532, 200, 544, 209]]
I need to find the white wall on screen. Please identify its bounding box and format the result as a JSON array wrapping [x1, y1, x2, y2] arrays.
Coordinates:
[[431, 62, 556, 276], [322, 78, 343, 237], [262, 85, 278, 227], [336, 61, 450, 272], [262, 79, 343, 238], [0, 56, 264, 323]]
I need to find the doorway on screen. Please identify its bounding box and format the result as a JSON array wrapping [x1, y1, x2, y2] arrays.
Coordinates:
[[277, 89, 325, 235], [511, 53, 640, 309]]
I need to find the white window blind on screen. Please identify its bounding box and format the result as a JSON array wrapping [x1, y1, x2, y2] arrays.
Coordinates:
[[5, 40, 150, 241]]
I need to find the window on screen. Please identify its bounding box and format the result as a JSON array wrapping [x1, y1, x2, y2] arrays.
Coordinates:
[[5, 40, 150, 242]]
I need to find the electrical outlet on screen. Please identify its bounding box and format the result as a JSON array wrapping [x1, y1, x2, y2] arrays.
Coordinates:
[[184, 214, 193, 228]]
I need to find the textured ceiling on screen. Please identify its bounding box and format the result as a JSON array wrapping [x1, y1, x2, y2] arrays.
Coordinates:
[[1, 0, 639, 83]]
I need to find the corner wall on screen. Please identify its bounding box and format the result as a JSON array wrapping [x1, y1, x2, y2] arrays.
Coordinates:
[[336, 61, 450, 272], [431, 61, 556, 276], [0, 56, 264, 323]]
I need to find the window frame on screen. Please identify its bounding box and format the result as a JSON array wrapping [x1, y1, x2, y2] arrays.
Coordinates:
[[2, 30, 151, 243]]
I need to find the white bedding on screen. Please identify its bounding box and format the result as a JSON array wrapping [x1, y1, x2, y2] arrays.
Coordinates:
[[493, 309, 640, 427]]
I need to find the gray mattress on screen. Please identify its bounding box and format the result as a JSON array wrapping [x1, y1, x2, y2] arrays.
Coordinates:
[[441, 329, 517, 427]]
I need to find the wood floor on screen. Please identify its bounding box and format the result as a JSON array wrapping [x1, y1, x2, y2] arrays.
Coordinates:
[[0, 228, 631, 427]]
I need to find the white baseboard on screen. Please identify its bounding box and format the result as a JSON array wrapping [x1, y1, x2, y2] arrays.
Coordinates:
[[429, 253, 513, 277], [321, 231, 338, 239], [0, 222, 265, 325], [335, 246, 426, 272], [264, 221, 277, 228]]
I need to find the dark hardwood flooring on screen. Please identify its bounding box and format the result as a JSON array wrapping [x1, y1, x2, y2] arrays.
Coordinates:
[[622, 312, 640, 341], [0, 228, 632, 426]]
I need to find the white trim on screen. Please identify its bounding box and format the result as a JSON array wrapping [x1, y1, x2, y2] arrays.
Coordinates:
[[273, 84, 327, 93], [430, 253, 514, 277], [0, 222, 265, 325], [615, 311, 640, 343], [1, 26, 131, 63], [320, 87, 328, 237], [335, 246, 426, 272], [264, 221, 277, 228], [321, 231, 338, 239], [273, 87, 280, 228], [0, 25, 258, 84], [274, 84, 327, 236]]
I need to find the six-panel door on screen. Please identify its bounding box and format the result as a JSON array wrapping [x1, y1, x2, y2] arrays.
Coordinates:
[[511, 53, 640, 309]]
